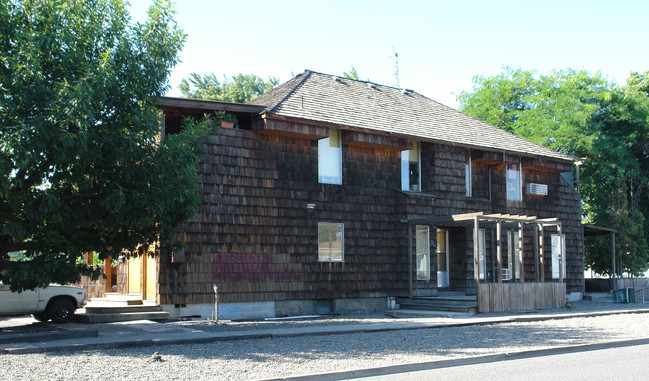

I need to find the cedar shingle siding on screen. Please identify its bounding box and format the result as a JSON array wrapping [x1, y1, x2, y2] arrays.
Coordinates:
[[153, 70, 583, 312]]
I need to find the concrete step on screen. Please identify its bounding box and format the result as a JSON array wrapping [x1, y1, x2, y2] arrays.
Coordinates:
[[74, 310, 170, 323], [84, 305, 164, 314], [397, 297, 478, 314]]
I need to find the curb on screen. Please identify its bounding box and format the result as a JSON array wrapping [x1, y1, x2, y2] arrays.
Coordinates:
[[0, 329, 98, 345], [2, 308, 649, 354], [266, 337, 649, 381]]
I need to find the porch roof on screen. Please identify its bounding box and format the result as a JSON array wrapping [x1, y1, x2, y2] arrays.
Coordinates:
[[583, 224, 619, 236], [407, 212, 560, 228]]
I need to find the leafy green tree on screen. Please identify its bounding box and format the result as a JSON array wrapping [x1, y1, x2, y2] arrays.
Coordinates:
[[458, 67, 612, 155], [179, 73, 279, 103], [0, 0, 212, 291], [458, 67, 649, 276], [343, 66, 360, 80]]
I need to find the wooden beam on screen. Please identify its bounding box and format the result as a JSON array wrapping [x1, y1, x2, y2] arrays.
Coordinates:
[[539, 224, 545, 282], [474, 216, 480, 290], [497, 221, 502, 283], [408, 225, 413, 298], [533, 225, 539, 282], [558, 223, 564, 284], [518, 222, 524, 284], [611, 232, 616, 290]]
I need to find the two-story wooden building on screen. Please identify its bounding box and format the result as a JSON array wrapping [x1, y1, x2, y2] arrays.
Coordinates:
[[119, 70, 583, 319]]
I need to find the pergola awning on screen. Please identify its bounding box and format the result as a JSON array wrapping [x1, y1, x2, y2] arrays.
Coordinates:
[[408, 212, 560, 228], [406, 211, 565, 298]]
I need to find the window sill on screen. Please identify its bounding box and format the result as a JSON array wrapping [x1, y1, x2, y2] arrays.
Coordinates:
[[466, 197, 490, 203], [396, 189, 437, 198]]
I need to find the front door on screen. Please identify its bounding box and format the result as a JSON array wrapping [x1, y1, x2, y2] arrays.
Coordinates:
[[437, 229, 450, 287]]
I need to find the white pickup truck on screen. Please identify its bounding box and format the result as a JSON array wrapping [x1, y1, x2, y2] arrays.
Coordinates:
[[0, 284, 86, 323]]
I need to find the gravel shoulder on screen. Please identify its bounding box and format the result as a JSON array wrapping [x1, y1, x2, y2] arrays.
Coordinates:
[[2, 301, 649, 380]]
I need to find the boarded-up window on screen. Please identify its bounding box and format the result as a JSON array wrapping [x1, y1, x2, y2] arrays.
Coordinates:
[[318, 129, 342, 184], [401, 142, 420, 192], [318, 222, 344, 262]]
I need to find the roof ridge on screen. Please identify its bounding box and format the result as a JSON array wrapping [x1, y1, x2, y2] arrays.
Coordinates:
[[306, 69, 408, 92]]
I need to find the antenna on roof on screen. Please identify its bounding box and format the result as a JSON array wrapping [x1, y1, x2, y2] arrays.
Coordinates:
[[392, 50, 400, 89]]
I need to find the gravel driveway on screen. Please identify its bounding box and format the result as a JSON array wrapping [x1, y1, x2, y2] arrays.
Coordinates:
[[2, 311, 649, 381]]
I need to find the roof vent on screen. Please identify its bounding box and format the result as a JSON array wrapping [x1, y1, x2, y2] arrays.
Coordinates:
[[331, 76, 342, 82], [368, 83, 376, 89]]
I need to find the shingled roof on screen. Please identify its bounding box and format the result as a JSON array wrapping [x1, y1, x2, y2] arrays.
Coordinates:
[[250, 70, 577, 163]]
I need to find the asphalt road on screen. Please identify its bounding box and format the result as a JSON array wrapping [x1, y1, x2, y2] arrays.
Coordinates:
[[353, 342, 649, 381]]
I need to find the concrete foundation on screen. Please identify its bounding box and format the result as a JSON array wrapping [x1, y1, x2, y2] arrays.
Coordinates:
[[162, 297, 388, 320]]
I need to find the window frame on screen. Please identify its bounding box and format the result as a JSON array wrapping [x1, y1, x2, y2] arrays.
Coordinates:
[[318, 129, 342, 185], [416, 225, 430, 280], [318, 222, 344, 262], [506, 162, 522, 201], [551, 234, 566, 279], [401, 142, 421, 192]]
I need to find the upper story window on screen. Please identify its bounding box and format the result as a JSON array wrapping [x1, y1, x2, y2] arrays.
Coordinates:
[[506, 163, 522, 201], [318, 128, 342, 184], [465, 150, 472, 197], [401, 142, 420, 192]]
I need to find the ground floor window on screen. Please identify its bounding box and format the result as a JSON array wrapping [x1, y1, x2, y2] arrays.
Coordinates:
[[318, 222, 344, 262], [551, 234, 566, 279], [504, 231, 520, 280], [416, 225, 430, 280]]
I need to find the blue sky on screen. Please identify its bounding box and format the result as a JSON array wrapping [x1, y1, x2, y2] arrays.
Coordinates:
[[131, 0, 649, 109]]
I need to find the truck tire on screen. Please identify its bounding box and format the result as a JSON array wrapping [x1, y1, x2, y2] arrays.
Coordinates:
[[46, 298, 75, 323]]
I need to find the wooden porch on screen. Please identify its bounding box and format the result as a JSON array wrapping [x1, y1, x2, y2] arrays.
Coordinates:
[[407, 212, 568, 313]]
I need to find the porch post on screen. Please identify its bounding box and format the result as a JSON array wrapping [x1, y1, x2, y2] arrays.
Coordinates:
[[611, 232, 616, 291], [538, 224, 545, 282], [408, 224, 413, 298], [533, 225, 539, 282], [491, 229, 496, 283], [558, 223, 564, 284], [474, 216, 480, 290], [518, 222, 524, 283], [496, 221, 502, 283]]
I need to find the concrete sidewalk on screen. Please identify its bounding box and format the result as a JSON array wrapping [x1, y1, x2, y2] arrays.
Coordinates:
[[2, 301, 649, 355]]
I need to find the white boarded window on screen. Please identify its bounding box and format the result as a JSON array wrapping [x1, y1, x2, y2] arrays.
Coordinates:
[[401, 142, 420, 192], [318, 222, 344, 262], [318, 129, 342, 184], [552, 234, 566, 279], [416, 225, 430, 280]]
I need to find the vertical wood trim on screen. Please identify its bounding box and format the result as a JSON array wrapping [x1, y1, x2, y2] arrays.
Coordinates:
[[491, 229, 496, 283], [533, 225, 539, 282], [408, 225, 413, 297], [611, 232, 616, 290], [518, 222, 524, 283], [558, 223, 564, 284], [474, 216, 480, 288], [539, 224, 545, 283], [496, 222, 502, 283]]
